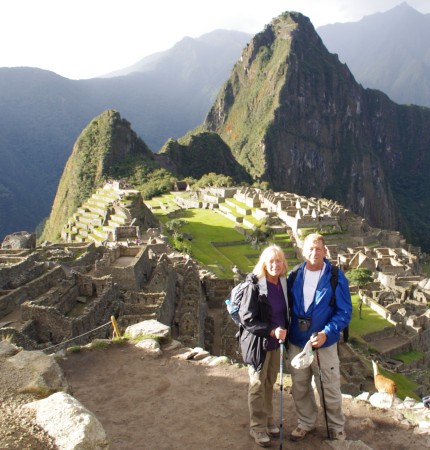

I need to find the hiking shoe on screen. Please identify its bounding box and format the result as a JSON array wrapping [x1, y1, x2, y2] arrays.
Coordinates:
[[250, 429, 271, 447], [330, 430, 346, 440], [267, 423, 280, 437], [290, 426, 313, 441]]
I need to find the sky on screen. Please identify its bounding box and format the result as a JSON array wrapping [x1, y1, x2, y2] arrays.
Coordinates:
[[1, 0, 429, 80]]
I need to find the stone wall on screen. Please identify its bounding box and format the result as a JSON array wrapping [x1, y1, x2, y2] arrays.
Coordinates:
[[202, 277, 234, 309], [0, 253, 45, 290], [360, 291, 395, 323], [157, 267, 178, 327], [20, 274, 120, 345], [95, 245, 155, 290], [70, 283, 120, 346], [0, 266, 66, 318], [175, 262, 206, 348]]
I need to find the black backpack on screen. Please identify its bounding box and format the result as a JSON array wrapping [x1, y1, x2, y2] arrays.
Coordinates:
[[225, 279, 252, 327], [288, 265, 349, 343]]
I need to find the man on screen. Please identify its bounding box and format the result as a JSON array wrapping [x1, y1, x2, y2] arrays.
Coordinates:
[[287, 233, 352, 441]]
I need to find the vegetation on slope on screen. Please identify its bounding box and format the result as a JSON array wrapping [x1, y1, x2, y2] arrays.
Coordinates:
[[158, 132, 251, 183], [40, 110, 157, 241]]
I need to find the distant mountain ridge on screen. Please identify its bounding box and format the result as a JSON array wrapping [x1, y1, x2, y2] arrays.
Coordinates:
[[2, 6, 430, 251], [0, 30, 250, 241], [317, 2, 430, 107], [104, 29, 252, 79]]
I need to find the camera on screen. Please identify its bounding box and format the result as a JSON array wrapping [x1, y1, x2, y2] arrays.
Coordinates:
[[298, 317, 311, 332]]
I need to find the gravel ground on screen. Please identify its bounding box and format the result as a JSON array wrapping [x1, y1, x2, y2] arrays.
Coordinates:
[[1, 341, 429, 450], [0, 349, 57, 450]]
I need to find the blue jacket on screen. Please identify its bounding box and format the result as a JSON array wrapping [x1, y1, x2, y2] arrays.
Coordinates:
[[287, 258, 352, 348], [238, 273, 289, 372]]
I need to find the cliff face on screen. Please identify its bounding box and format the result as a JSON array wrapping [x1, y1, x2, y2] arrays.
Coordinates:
[[41, 110, 155, 242], [204, 12, 430, 250]]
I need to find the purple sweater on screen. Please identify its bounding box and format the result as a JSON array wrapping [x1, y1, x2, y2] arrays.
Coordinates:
[[267, 280, 287, 350]]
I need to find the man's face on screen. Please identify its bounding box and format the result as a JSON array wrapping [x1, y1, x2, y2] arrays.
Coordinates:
[[302, 239, 326, 269]]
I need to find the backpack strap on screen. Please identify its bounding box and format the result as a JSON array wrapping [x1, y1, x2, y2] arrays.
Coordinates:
[[329, 265, 339, 307], [328, 265, 349, 343], [287, 265, 300, 308], [289, 263, 339, 307]]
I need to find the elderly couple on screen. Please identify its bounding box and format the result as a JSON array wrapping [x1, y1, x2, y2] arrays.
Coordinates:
[[237, 233, 352, 447]]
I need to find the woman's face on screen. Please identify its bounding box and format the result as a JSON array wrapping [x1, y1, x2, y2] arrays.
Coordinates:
[[265, 252, 284, 280]]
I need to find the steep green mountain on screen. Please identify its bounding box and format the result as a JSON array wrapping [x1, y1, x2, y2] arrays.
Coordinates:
[[194, 12, 430, 251], [41, 110, 156, 242], [157, 131, 251, 182], [0, 30, 250, 240], [317, 3, 430, 107]]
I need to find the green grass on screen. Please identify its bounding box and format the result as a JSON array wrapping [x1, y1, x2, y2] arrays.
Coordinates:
[[374, 363, 420, 401], [272, 233, 292, 243], [147, 196, 300, 277], [166, 208, 251, 278], [242, 214, 261, 225], [214, 243, 258, 274], [392, 350, 424, 365], [224, 197, 249, 208], [349, 294, 394, 341]]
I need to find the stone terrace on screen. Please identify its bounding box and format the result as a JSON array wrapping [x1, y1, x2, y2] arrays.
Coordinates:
[[62, 181, 141, 247]]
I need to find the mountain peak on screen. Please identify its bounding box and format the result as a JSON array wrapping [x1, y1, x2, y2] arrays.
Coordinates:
[[199, 10, 430, 250], [40, 110, 153, 242]]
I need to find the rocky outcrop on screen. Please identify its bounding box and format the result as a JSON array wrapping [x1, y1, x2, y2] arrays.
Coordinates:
[[1, 231, 36, 250]]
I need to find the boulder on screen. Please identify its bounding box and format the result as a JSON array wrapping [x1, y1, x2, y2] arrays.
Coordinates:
[[6, 350, 69, 395], [125, 319, 170, 340], [0, 340, 20, 358], [24, 391, 108, 450], [1, 231, 36, 249]]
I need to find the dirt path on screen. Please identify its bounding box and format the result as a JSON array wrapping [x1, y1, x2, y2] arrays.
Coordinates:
[[59, 343, 429, 450]]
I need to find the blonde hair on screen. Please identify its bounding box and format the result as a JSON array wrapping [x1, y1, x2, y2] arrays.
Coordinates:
[[253, 244, 288, 279], [303, 233, 325, 248]]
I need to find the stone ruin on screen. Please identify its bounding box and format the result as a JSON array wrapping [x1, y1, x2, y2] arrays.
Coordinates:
[[0, 226, 209, 355], [61, 182, 157, 247], [1, 182, 430, 397]]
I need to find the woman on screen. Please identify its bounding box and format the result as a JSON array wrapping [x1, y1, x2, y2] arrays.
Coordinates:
[[238, 244, 289, 447]]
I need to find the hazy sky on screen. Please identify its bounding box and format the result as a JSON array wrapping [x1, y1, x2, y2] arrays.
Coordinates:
[[1, 0, 429, 80]]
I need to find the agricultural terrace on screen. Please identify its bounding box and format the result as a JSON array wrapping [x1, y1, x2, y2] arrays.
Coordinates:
[[145, 193, 299, 278]]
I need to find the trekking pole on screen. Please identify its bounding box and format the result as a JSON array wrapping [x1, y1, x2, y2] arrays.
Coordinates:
[[279, 339, 284, 449], [312, 332, 330, 439]]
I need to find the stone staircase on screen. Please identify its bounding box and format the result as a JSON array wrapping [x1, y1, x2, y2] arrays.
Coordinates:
[[61, 185, 136, 246]]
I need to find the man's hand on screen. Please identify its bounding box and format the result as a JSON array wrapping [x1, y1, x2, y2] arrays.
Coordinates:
[[311, 331, 327, 348]]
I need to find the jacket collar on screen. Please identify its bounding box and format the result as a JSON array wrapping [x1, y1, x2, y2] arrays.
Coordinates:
[[258, 275, 288, 300]]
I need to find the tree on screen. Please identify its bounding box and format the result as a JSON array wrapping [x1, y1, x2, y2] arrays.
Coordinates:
[[165, 219, 188, 240], [345, 268, 373, 288], [191, 173, 233, 190], [247, 219, 273, 248], [346, 268, 373, 319]]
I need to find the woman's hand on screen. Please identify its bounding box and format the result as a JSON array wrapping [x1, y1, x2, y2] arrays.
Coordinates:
[[274, 327, 287, 342]]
